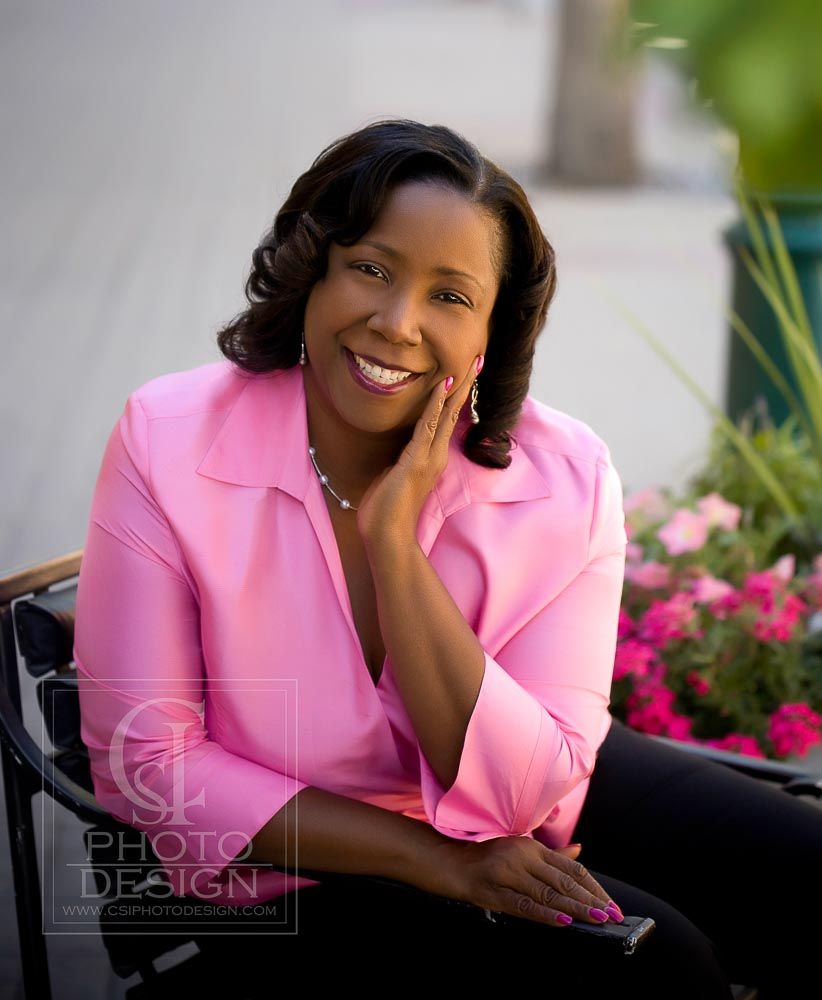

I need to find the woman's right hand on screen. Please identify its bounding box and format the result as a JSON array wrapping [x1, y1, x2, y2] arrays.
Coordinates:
[[427, 836, 623, 928]]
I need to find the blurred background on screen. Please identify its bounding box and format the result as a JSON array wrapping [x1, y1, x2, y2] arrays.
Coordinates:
[[1, 0, 739, 580], [4, 0, 822, 996]]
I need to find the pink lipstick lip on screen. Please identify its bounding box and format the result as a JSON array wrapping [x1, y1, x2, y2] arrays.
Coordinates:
[[344, 346, 422, 395]]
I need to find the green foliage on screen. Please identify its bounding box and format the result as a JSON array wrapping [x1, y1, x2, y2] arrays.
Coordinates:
[[629, 0, 822, 192], [687, 412, 822, 570]]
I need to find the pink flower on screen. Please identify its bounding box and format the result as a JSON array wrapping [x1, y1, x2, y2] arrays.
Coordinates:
[[624, 487, 672, 523], [625, 542, 643, 563], [740, 570, 782, 615], [617, 608, 636, 639], [638, 592, 699, 647], [770, 554, 795, 583], [657, 509, 710, 556], [625, 561, 672, 590], [690, 574, 735, 604], [613, 639, 657, 681], [710, 589, 743, 620], [752, 594, 807, 642], [626, 682, 694, 740], [704, 733, 765, 758], [696, 492, 742, 532], [686, 671, 711, 695], [767, 703, 822, 758]]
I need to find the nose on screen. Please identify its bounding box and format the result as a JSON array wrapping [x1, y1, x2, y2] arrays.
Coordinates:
[[366, 287, 422, 345]]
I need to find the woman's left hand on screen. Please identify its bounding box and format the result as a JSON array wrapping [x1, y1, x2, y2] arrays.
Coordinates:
[[356, 354, 482, 553]]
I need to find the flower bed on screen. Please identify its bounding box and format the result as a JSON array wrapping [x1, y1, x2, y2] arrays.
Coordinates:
[[613, 486, 822, 760]]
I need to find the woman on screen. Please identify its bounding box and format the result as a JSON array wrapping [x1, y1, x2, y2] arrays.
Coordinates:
[[74, 119, 821, 997]]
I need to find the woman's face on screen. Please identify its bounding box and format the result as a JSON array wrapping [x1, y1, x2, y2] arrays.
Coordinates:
[[302, 180, 501, 435]]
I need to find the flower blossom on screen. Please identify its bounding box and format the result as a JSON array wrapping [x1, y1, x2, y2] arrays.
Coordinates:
[[625, 542, 643, 563], [613, 639, 657, 682], [624, 487, 672, 523], [617, 608, 636, 639], [686, 671, 711, 696], [704, 733, 765, 758], [770, 554, 796, 583], [657, 508, 710, 556], [752, 593, 807, 642], [625, 561, 672, 590], [638, 592, 700, 647], [709, 589, 743, 620], [690, 574, 735, 604], [626, 682, 694, 740], [767, 703, 822, 758], [696, 492, 742, 532], [740, 570, 782, 615]]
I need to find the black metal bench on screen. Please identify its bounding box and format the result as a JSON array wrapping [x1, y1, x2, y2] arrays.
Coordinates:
[[3, 551, 819, 998]]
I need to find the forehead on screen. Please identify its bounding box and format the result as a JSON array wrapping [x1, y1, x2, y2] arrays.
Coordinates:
[[355, 181, 498, 283]]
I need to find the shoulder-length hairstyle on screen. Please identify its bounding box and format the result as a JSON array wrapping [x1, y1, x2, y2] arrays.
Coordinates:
[[216, 118, 557, 469]]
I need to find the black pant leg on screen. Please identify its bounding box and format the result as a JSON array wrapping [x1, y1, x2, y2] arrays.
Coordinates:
[[193, 860, 733, 997], [572, 716, 822, 998]]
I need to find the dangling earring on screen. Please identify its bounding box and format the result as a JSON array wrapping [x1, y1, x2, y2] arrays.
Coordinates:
[[469, 378, 480, 424], [299, 329, 307, 366]]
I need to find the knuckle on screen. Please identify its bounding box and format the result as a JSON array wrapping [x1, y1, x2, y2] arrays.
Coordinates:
[[514, 894, 537, 918], [557, 872, 578, 895], [572, 862, 589, 880], [539, 885, 562, 907]]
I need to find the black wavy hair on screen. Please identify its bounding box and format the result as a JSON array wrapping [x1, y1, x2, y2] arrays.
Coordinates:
[[216, 118, 557, 469]]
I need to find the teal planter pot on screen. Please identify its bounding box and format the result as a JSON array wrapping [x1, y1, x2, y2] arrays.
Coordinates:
[[723, 195, 822, 429]]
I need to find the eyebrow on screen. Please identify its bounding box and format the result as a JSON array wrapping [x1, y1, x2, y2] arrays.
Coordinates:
[[355, 239, 485, 293]]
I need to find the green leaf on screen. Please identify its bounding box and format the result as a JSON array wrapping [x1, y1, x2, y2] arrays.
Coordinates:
[[597, 282, 803, 522]]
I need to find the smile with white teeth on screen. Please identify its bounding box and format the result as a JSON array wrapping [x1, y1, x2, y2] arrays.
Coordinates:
[[353, 352, 415, 385]]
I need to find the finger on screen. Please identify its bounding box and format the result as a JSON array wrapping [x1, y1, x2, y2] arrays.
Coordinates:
[[521, 867, 613, 925], [429, 356, 479, 453], [443, 355, 479, 412], [556, 844, 582, 861], [493, 885, 577, 929], [542, 850, 617, 912], [396, 377, 449, 470]]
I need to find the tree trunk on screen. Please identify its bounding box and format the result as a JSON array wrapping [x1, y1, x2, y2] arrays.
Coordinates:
[[544, 0, 641, 186]]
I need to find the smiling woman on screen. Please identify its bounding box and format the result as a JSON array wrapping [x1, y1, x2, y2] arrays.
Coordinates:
[[72, 118, 822, 997]]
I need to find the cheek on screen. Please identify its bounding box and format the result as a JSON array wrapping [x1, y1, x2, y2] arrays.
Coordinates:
[[324, 272, 371, 317]]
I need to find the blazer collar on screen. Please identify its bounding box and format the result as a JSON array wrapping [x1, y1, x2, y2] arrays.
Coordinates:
[[196, 363, 552, 517]]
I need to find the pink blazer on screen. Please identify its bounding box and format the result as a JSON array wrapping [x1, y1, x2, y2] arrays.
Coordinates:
[[74, 360, 627, 905]]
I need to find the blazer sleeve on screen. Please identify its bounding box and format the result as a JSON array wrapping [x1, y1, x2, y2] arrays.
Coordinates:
[[416, 442, 627, 840], [73, 392, 310, 898]]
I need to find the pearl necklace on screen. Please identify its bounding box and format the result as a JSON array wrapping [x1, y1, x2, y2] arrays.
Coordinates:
[[308, 445, 360, 511]]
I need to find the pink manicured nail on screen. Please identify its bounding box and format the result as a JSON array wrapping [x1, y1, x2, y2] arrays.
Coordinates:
[[556, 913, 573, 925], [590, 908, 609, 922], [475, 355, 484, 375], [444, 376, 454, 392], [605, 905, 624, 923]]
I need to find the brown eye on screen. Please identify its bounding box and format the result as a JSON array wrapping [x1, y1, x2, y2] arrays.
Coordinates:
[[353, 263, 469, 308], [435, 291, 470, 307], [352, 263, 387, 281]]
